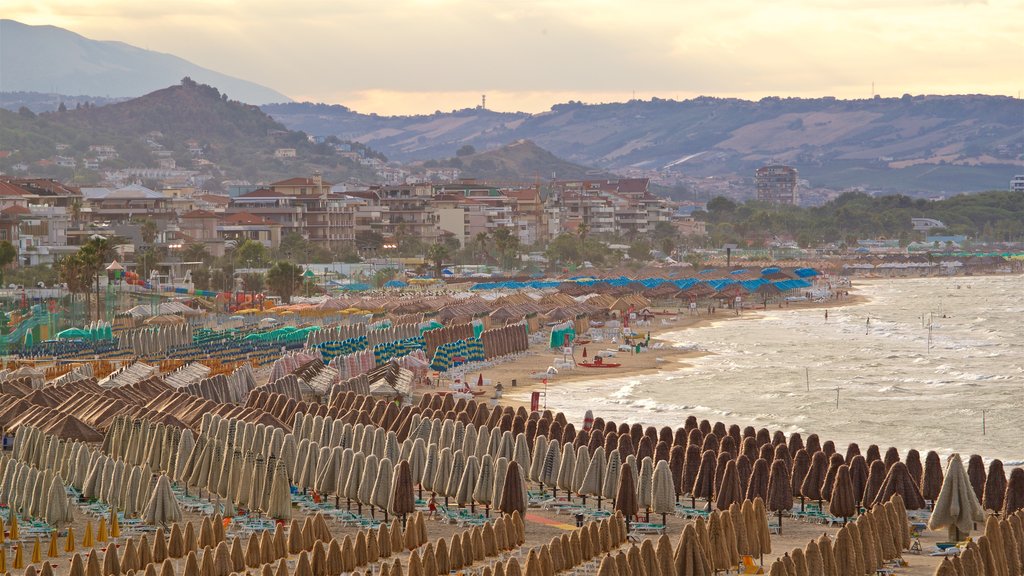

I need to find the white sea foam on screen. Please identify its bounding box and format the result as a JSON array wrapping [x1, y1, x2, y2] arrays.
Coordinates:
[[519, 275, 1024, 464]]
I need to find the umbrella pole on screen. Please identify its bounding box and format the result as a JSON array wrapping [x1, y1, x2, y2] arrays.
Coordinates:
[[801, 495, 805, 512], [645, 509, 650, 523], [661, 513, 667, 527], [778, 510, 783, 535], [383, 510, 388, 522], [470, 503, 475, 514], [596, 496, 602, 510], [402, 513, 407, 530], [485, 505, 489, 518]]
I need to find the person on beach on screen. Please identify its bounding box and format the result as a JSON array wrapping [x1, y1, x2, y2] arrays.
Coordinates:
[[428, 495, 437, 517], [825, 309, 829, 321]]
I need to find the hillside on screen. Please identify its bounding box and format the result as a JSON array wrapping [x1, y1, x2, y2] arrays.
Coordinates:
[[264, 95, 1024, 194], [0, 19, 289, 105], [422, 140, 611, 181], [0, 80, 382, 184]]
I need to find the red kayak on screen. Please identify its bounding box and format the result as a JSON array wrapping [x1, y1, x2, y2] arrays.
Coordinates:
[[578, 362, 621, 368]]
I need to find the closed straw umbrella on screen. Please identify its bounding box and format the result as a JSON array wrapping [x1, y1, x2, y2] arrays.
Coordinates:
[[1002, 468, 1024, 515], [344, 452, 365, 512], [966, 454, 986, 503], [390, 460, 416, 529], [409, 439, 428, 500], [802, 451, 828, 510], [691, 450, 717, 510], [863, 460, 886, 508], [497, 461, 527, 517], [921, 451, 944, 507], [603, 449, 623, 509], [614, 463, 638, 533], [715, 459, 743, 512], [474, 454, 495, 517], [580, 447, 606, 508], [358, 455, 380, 517], [44, 476, 69, 528], [828, 465, 857, 524], [636, 457, 654, 522], [875, 462, 926, 510], [143, 475, 182, 528], [766, 459, 793, 534], [371, 458, 395, 522], [456, 455, 481, 513], [556, 444, 576, 502], [268, 460, 292, 521], [539, 442, 561, 498], [983, 460, 1007, 514], [747, 458, 770, 503], [652, 460, 675, 527], [928, 453, 984, 542], [673, 524, 711, 576]]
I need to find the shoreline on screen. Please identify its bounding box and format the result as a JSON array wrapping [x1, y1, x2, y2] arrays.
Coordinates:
[[443, 289, 868, 412]]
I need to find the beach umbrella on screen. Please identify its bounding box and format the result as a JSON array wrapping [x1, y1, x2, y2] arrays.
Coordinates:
[[44, 475, 69, 528], [966, 454, 986, 503], [390, 460, 416, 528], [829, 465, 857, 523], [692, 450, 717, 509], [343, 451, 365, 512], [539, 442, 561, 497], [474, 454, 495, 516], [512, 434, 532, 479], [801, 451, 828, 508], [603, 449, 623, 508], [432, 447, 455, 505], [637, 457, 654, 521], [143, 475, 181, 527], [766, 459, 793, 533], [444, 450, 467, 508], [652, 460, 675, 526], [358, 455, 380, 516], [674, 524, 712, 576], [715, 459, 743, 512], [875, 462, 926, 510], [983, 460, 1007, 513], [409, 439, 428, 499], [1003, 468, 1024, 515], [491, 457, 510, 513], [268, 460, 291, 520], [848, 455, 869, 506], [555, 443, 576, 501], [371, 458, 395, 522], [579, 446, 607, 508], [497, 461, 527, 517], [821, 453, 844, 502], [614, 463, 638, 533], [863, 460, 886, 507], [315, 446, 343, 505], [456, 455, 481, 512], [921, 451, 944, 505], [928, 453, 985, 541]]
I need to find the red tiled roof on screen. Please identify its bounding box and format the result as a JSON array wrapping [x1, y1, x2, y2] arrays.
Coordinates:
[[0, 182, 26, 196], [1, 205, 30, 215], [196, 194, 230, 205], [221, 212, 275, 226]]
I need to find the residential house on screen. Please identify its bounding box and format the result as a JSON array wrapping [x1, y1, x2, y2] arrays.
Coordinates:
[[218, 212, 281, 249], [268, 176, 356, 248], [179, 209, 226, 257]]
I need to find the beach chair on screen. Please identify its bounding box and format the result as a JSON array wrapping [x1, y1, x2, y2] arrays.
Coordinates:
[[741, 556, 764, 574], [628, 523, 665, 535]]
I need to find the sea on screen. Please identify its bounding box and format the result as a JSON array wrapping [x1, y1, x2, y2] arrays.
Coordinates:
[[519, 275, 1024, 465]]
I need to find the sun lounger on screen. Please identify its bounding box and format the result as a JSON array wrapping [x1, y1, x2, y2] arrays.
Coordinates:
[[628, 522, 666, 535]]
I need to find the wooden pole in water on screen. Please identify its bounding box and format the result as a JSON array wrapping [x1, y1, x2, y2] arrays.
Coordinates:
[[835, 387, 840, 409], [982, 410, 986, 436], [805, 367, 810, 392]]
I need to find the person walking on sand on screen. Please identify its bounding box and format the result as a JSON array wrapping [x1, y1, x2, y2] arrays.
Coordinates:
[[428, 495, 437, 518]]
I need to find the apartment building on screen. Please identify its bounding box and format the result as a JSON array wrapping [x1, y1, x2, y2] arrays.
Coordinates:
[[545, 178, 668, 238]]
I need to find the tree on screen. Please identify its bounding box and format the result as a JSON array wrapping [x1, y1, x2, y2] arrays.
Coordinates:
[[78, 237, 117, 321], [355, 230, 385, 251], [231, 239, 268, 268], [241, 272, 264, 294], [190, 267, 210, 291], [265, 261, 303, 304], [491, 226, 521, 270], [182, 243, 211, 264], [456, 144, 476, 157], [139, 219, 159, 245], [0, 241, 17, 287], [426, 243, 449, 278], [627, 239, 652, 261]]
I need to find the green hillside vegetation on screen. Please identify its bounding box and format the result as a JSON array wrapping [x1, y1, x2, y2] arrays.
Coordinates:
[[422, 140, 610, 181], [697, 191, 1024, 247], [0, 78, 382, 185]]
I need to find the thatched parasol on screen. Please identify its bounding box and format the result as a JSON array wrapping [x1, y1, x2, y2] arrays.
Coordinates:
[[1003, 468, 1024, 516], [497, 461, 527, 517], [766, 459, 793, 534], [921, 451, 944, 505], [580, 447, 606, 508], [875, 462, 925, 510], [267, 460, 291, 520], [715, 459, 743, 512], [829, 465, 858, 523], [371, 458, 395, 521], [614, 463, 638, 532], [673, 524, 711, 576], [691, 450, 717, 509], [928, 453, 985, 542], [966, 454, 986, 503], [390, 460, 417, 528], [983, 459, 1007, 513], [652, 460, 675, 526], [142, 475, 181, 527], [603, 449, 623, 509]]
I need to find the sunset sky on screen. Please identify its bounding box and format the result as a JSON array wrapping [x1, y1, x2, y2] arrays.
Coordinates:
[[5, 0, 1022, 115]]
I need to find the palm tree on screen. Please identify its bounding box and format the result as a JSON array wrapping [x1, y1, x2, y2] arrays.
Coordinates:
[[426, 243, 449, 278], [182, 243, 210, 264], [79, 237, 117, 321]]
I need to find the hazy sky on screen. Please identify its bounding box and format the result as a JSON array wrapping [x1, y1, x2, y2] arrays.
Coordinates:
[[6, 0, 1023, 114]]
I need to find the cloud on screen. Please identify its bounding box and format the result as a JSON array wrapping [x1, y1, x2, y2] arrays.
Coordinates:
[[5, 0, 1022, 113]]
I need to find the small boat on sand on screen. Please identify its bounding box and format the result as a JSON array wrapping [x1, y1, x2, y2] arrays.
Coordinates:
[[578, 361, 621, 368]]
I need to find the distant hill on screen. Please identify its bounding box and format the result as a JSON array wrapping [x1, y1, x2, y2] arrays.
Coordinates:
[[0, 80, 381, 184], [0, 92, 128, 114], [0, 19, 290, 105], [264, 95, 1024, 194], [423, 140, 611, 181]]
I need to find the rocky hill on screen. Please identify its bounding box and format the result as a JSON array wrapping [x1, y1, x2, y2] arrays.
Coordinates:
[[0, 80, 380, 184], [264, 95, 1024, 194], [0, 19, 289, 105]]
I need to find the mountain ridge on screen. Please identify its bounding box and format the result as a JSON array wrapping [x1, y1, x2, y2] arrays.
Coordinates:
[[0, 19, 290, 105], [263, 95, 1024, 194]]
